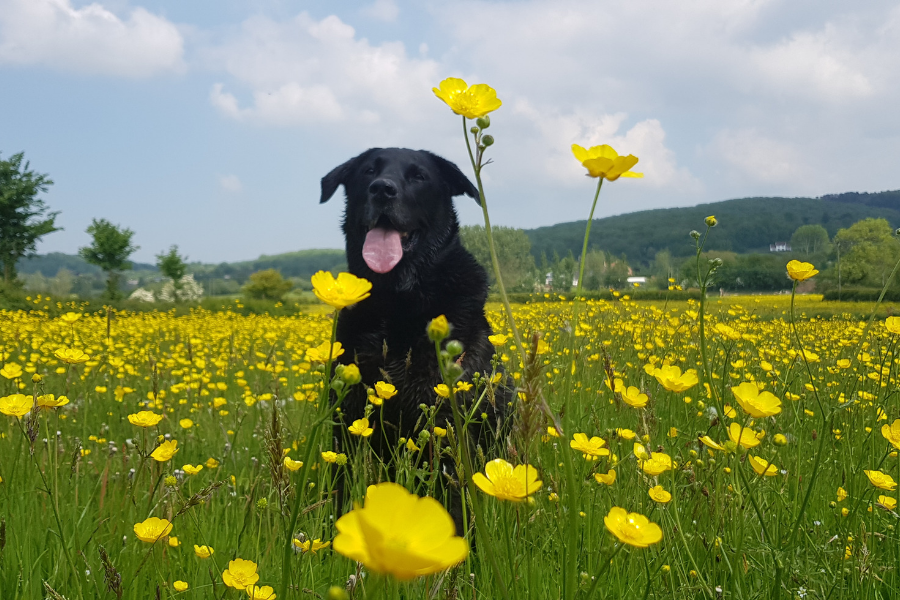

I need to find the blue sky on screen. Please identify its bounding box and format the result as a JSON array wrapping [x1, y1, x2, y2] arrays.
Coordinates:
[[2, 0, 899, 263]]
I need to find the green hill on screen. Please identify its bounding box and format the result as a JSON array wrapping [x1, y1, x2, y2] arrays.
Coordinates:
[[526, 191, 900, 266]]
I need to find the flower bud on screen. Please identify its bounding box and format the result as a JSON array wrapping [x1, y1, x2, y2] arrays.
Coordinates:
[[705, 215, 717, 227], [773, 433, 787, 446], [470, 126, 480, 135], [690, 230, 701, 240], [446, 362, 464, 381], [331, 379, 345, 392], [418, 429, 431, 443], [476, 116, 491, 129], [32, 373, 42, 383], [482, 135, 495, 147], [446, 340, 464, 358], [341, 364, 361, 385], [427, 315, 450, 342]]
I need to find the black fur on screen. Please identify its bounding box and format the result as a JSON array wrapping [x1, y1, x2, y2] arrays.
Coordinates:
[[320, 148, 509, 530]]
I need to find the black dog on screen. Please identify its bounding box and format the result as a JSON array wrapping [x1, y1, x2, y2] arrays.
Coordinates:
[[320, 147, 510, 529]]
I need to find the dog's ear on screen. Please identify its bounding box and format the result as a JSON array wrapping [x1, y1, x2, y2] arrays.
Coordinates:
[[320, 149, 380, 203], [426, 152, 480, 205]]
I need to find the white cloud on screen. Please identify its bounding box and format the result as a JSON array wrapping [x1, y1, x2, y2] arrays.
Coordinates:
[[709, 129, 806, 187], [218, 174, 243, 193], [361, 0, 399, 23], [0, 0, 184, 77], [206, 13, 439, 128]]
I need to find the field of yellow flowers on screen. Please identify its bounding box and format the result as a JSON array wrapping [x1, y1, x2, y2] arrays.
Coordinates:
[[1, 286, 899, 600]]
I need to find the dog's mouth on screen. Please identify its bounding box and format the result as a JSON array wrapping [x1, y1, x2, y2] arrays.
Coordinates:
[[362, 217, 415, 274]]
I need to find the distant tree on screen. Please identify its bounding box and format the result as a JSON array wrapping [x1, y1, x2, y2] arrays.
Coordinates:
[[243, 269, 292, 301], [831, 218, 899, 289], [551, 251, 576, 292], [79, 219, 138, 301], [651, 249, 676, 289], [790, 224, 831, 255], [49, 268, 74, 297], [156, 245, 188, 301], [460, 225, 537, 292], [0, 152, 60, 285]]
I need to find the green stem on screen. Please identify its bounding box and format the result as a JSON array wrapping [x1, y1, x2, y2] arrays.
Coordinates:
[[584, 543, 624, 599], [572, 178, 604, 337]]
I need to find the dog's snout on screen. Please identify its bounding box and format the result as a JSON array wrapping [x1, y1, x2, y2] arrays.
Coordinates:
[[368, 178, 398, 199]]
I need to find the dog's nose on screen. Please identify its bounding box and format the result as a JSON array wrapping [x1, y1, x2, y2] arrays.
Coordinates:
[[368, 178, 398, 199]]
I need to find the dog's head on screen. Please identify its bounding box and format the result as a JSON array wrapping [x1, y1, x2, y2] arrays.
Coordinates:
[[320, 148, 478, 283]]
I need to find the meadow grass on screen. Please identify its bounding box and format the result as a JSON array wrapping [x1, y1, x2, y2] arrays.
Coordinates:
[[1, 293, 899, 599]]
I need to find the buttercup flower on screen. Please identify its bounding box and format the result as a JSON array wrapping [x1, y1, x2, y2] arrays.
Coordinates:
[[652, 365, 698, 392], [427, 315, 450, 342], [786, 260, 818, 282], [54, 347, 90, 364], [194, 545, 214, 558], [648, 485, 672, 503], [321, 451, 338, 463], [877, 495, 897, 510], [348, 418, 374, 437], [882, 419, 900, 449], [433, 78, 502, 119], [837, 487, 848, 502], [222, 558, 259, 590], [728, 423, 761, 449], [604, 507, 663, 548], [246, 585, 276, 599], [173, 581, 188, 592], [489, 334, 508, 346], [731, 382, 782, 418], [749, 456, 778, 477], [59, 311, 82, 324], [886, 316, 900, 334], [333, 482, 468, 580], [864, 470, 897, 491], [595, 469, 616, 485], [571, 144, 643, 181], [128, 411, 163, 428], [473, 458, 542, 502], [699, 435, 726, 451], [373, 381, 397, 405], [305, 341, 345, 363], [0, 363, 23, 379], [183, 464, 203, 475], [292, 538, 331, 553], [133, 517, 172, 543], [0, 394, 34, 417], [621, 386, 649, 408], [570, 433, 610, 460], [283, 456, 304, 471], [151, 440, 179, 462], [640, 452, 673, 476], [37, 394, 69, 409], [311, 271, 372, 310]]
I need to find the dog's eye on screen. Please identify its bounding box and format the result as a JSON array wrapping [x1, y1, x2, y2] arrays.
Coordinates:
[[409, 172, 426, 182], [363, 167, 375, 176]]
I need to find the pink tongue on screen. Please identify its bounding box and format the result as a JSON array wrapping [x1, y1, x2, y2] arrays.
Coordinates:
[[363, 227, 403, 273]]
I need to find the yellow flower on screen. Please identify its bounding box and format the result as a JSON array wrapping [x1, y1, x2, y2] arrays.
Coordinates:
[[604, 507, 663, 548], [173, 581, 188, 592], [731, 382, 782, 418], [652, 365, 698, 392], [283, 456, 304, 471], [37, 394, 69, 409], [340, 364, 361, 385], [60, 311, 82, 324], [433, 77, 502, 119], [246, 585, 277, 599], [488, 334, 508, 346], [0, 394, 34, 417], [311, 271, 372, 310], [472, 458, 542, 502], [569, 433, 610, 460], [864, 470, 897, 491], [571, 144, 643, 181], [877, 495, 897, 510], [885, 316, 900, 334], [182, 464, 203, 475], [433, 426, 447, 438], [222, 558, 259, 590], [168, 536, 180, 547], [621, 386, 648, 408], [179, 418, 193, 429], [715, 323, 741, 341], [133, 517, 173, 543], [594, 469, 616, 486], [427, 315, 450, 342], [305, 341, 345, 363], [648, 485, 672, 503], [205, 457, 220, 468], [749, 456, 778, 477], [616, 428, 636, 440], [334, 482, 468, 580], [546, 426, 561, 438], [322, 451, 338, 463], [705, 215, 718, 227], [194, 545, 214, 558], [786, 260, 818, 282], [633, 442, 649, 460], [151, 440, 179, 462], [128, 411, 163, 428], [882, 419, 900, 449], [433, 384, 450, 398], [292, 538, 331, 553], [640, 452, 673, 476], [727, 423, 761, 449], [54, 347, 90, 364], [0, 363, 23, 379], [837, 487, 848, 502], [348, 418, 374, 437]]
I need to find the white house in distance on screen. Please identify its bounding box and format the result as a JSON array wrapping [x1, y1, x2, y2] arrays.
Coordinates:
[[770, 242, 791, 252], [627, 277, 647, 285]]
